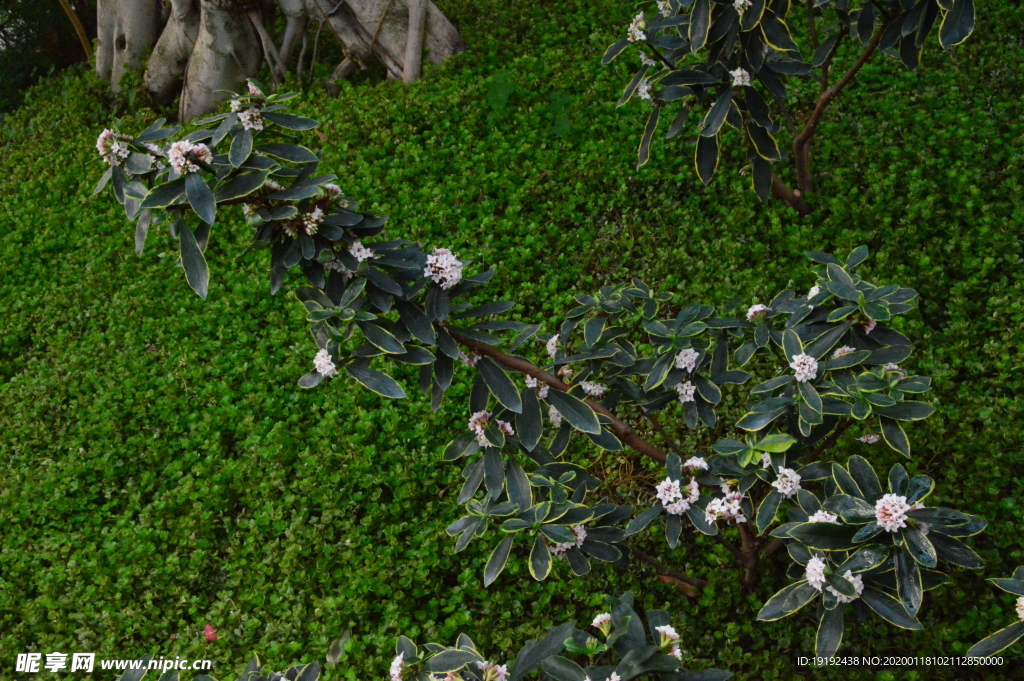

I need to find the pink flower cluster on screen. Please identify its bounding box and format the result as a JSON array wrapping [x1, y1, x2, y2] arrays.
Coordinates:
[[168, 140, 212, 175], [96, 129, 132, 165], [468, 410, 513, 447]]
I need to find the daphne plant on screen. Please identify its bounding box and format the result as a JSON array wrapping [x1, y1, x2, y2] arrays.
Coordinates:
[[389, 593, 730, 681], [966, 567, 1024, 658], [757, 456, 985, 656], [605, 0, 977, 213], [96, 93, 986, 660]]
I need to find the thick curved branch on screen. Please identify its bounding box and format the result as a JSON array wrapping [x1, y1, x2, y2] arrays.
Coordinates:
[[446, 328, 667, 464]]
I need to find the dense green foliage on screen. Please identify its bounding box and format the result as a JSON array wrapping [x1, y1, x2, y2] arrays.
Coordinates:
[[1, 1, 1022, 679]]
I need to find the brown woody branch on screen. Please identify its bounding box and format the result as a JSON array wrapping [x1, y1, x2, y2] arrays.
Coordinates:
[[631, 546, 707, 595], [792, 22, 889, 195], [446, 328, 667, 464]]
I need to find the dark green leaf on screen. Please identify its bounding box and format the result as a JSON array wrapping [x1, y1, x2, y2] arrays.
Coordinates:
[[263, 112, 319, 130], [347, 366, 407, 398], [547, 390, 601, 434], [483, 536, 515, 587]]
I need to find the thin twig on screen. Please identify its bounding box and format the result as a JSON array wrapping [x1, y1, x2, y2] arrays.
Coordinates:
[[631, 546, 708, 591], [806, 0, 819, 52]]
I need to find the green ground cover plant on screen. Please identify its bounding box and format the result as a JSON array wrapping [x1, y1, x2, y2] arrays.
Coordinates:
[[1, 1, 1023, 679]]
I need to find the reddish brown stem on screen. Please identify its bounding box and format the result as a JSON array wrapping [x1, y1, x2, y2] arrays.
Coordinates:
[[446, 328, 667, 464], [792, 23, 889, 196], [770, 174, 810, 215], [737, 521, 760, 589]]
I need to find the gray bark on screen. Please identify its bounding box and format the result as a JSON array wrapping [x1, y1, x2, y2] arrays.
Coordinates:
[[95, 0, 466, 119], [96, 0, 163, 92], [144, 0, 201, 105], [402, 0, 425, 83], [178, 0, 263, 120]]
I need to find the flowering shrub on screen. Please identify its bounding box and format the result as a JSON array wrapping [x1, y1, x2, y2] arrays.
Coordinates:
[[96, 91, 992, 660], [388, 593, 730, 681], [605, 0, 978, 212]]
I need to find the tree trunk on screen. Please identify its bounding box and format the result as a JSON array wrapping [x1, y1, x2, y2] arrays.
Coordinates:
[[144, 0, 201, 105], [178, 0, 263, 120], [96, 0, 467, 118], [402, 0, 425, 83], [96, 0, 163, 92]]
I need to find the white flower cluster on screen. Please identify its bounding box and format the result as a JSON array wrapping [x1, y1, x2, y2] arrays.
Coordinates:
[[458, 350, 480, 367], [863, 319, 877, 334], [266, 179, 284, 192], [96, 129, 132, 165], [826, 570, 865, 603], [1017, 596, 1024, 622], [167, 140, 212, 175], [875, 493, 911, 532], [592, 612, 612, 632], [683, 456, 708, 471], [858, 434, 880, 444], [581, 381, 606, 398], [832, 345, 856, 358], [323, 182, 342, 196], [350, 240, 377, 262], [771, 467, 802, 498], [525, 375, 549, 399], [238, 107, 264, 131], [656, 476, 700, 515], [313, 348, 337, 377], [424, 247, 464, 289], [730, 68, 751, 87], [805, 556, 827, 591], [884, 363, 905, 377], [558, 365, 573, 378], [654, 624, 682, 660], [746, 303, 768, 322], [546, 334, 560, 359], [636, 79, 653, 101], [806, 285, 821, 308], [549, 405, 562, 427], [790, 353, 818, 383], [144, 142, 165, 170], [324, 258, 355, 281], [627, 12, 646, 42], [734, 0, 752, 13], [675, 348, 699, 373], [705, 485, 746, 525], [808, 510, 839, 524], [657, 0, 672, 17], [390, 653, 405, 681], [549, 524, 587, 557], [676, 380, 696, 403], [640, 52, 658, 68], [476, 661, 507, 681], [760, 452, 771, 468], [302, 207, 325, 235]]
